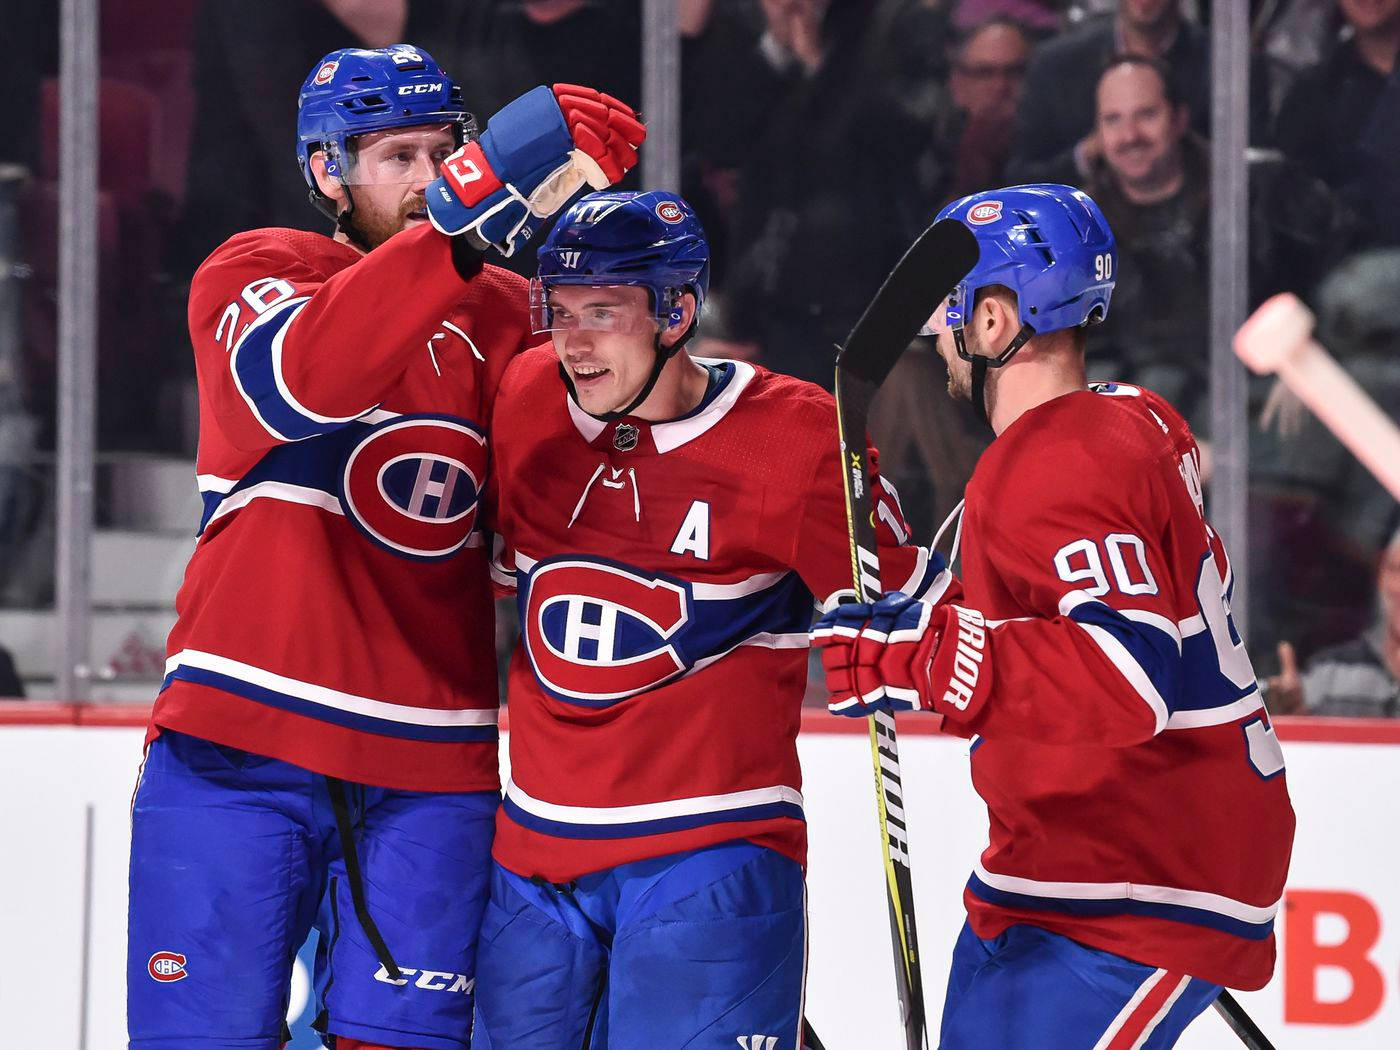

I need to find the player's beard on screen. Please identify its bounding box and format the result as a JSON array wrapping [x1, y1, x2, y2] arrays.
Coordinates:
[[350, 193, 428, 250], [939, 332, 974, 401]]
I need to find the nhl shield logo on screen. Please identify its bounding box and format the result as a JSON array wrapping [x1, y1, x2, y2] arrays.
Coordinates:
[[613, 424, 640, 452]]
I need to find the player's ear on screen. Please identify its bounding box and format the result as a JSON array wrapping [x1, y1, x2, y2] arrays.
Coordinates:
[[310, 150, 348, 208], [659, 292, 698, 349]]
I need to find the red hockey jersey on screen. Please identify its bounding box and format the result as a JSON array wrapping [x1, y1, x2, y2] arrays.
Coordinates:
[[940, 383, 1295, 990], [490, 350, 940, 881], [152, 224, 531, 791]]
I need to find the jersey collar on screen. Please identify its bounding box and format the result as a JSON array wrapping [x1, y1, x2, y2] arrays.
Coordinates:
[[565, 359, 756, 453]]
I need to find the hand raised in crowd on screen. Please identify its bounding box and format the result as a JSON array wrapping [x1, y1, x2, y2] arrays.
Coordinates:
[[1265, 640, 1305, 713]]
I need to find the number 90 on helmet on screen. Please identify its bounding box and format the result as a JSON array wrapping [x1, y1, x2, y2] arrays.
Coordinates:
[[532, 191, 710, 336], [930, 183, 1116, 338]]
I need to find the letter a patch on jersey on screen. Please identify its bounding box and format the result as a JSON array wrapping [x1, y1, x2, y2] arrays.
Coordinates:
[[670, 500, 711, 560]]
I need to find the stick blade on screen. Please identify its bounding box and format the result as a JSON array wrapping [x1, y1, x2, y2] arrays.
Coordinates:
[[836, 218, 980, 385]]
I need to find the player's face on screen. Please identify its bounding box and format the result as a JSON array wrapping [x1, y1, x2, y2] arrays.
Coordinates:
[[1096, 66, 1186, 188], [342, 125, 457, 248], [548, 284, 663, 415]]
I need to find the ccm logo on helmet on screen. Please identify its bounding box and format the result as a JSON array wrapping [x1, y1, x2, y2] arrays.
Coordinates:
[[148, 952, 188, 982], [398, 82, 441, 95], [655, 201, 685, 224], [968, 201, 1003, 225], [313, 61, 339, 86]]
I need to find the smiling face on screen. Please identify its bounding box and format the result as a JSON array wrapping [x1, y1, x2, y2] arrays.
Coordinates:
[[313, 123, 456, 249], [547, 284, 668, 416], [1096, 63, 1188, 191]]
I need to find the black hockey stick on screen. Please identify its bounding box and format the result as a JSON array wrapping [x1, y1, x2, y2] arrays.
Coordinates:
[[832, 218, 979, 1050], [1213, 991, 1277, 1050]]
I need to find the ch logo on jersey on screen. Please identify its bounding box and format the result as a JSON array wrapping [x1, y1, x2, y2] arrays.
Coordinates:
[[148, 951, 187, 982], [340, 414, 486, 561], [523, 558, 691, 704]]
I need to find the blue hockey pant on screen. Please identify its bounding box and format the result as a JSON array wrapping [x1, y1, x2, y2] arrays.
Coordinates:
[[127, 729, 496, 1050], [472, 841, 807, 1050], [939, 921, 1222, 1049]]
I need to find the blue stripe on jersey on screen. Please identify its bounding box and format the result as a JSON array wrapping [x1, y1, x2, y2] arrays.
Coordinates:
[[198, 424, 370, 533], [1066, 600, 1182, 715], [501, 795, 805, 840], [965, 873, 1274, 941], [160, 665, 498, 743], [231, 297, 368, 441]]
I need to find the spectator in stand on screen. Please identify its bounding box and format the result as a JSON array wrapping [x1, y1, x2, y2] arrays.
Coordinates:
[[718, 0, 928, 387], [1274, 0, 1400, 247], [1080, 56, 1211, 427], [1266, 529, 1400, 717], [943, 18, 1035, 204], [1081, 55, 1351, 434], [1007, 0, 1209, 185]]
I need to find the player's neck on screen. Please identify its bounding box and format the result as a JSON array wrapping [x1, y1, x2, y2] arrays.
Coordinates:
[[628, 353, 710, 422], [987, 348, 1086, 435]]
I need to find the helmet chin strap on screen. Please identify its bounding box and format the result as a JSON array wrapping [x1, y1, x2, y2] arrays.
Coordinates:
[[561, 320, 699, 423], [956, 321, 1037, 429]]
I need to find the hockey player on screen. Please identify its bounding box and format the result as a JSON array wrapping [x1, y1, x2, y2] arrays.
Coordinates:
[[126, 45, 643, 1050], [811, 184, 1296, 1049], [474, 190, 943, 1049]]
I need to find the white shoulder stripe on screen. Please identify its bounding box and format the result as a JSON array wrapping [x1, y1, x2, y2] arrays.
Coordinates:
[[1073, 619, 1170, 733]]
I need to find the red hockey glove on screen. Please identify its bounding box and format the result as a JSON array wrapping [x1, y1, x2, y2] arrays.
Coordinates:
[[811, 594, 993, 721], [427, 84, 645, 255]]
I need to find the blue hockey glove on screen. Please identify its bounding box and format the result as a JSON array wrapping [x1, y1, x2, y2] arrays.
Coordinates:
[[427, 84, 645, 257]]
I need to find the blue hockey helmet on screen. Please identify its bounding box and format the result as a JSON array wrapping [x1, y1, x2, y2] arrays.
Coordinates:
[[534, 191, 711, 421], [932, 183, 1116, 339], [534, 190, 710, 332], [296, 45, 472, 213]]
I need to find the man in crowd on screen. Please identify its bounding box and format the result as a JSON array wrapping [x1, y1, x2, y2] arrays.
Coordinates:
[[1267, 528, 1400, 717], [1081, 55, 1210, 430], [1008, 0, 1208, 185]]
